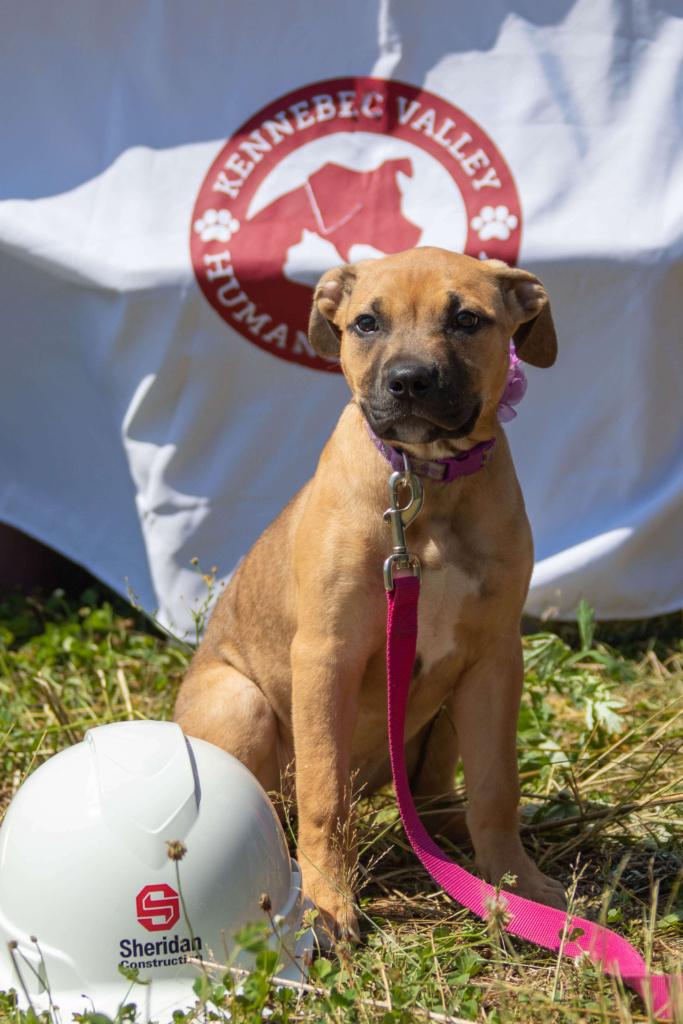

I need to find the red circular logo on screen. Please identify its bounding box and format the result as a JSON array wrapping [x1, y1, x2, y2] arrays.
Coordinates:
[[191, 77, 522, 373], [136, 883, 180, 932]]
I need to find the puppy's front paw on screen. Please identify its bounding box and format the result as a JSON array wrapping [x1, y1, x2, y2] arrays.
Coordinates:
[[311, 909, 360, 954], [300, 862, 360, 952], [478, 846, 567, 912], [504, 866, 567, 911], [301, 868, 360, 954], [311, 905, 360, 955]]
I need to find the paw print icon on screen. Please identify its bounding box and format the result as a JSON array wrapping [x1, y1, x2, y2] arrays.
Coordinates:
[[470, 206, 518, 242], [193, 208, 240, 243]]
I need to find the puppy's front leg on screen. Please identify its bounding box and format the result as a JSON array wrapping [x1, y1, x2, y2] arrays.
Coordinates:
[[453, 641, 566, 909], [290, 622, 370, 945]]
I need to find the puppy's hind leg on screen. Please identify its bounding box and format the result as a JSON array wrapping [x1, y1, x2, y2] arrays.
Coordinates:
[[174, 659, 284, 801]]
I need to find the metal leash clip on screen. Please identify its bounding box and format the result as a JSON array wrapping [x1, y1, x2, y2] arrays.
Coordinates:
[[383, 453, 424, 591]]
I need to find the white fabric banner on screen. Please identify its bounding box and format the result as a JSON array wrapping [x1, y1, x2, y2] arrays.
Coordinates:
[[1, 0, 682, 633]]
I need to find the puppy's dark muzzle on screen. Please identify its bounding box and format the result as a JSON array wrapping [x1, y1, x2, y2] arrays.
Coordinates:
[[363, 359, 481, 443]]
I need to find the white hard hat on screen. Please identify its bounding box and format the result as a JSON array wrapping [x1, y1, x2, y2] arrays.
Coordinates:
[[0, 721, 310, 1021]]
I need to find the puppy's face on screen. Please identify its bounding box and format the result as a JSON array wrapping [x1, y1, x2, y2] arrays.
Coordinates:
[[309, 248, 556, 447]]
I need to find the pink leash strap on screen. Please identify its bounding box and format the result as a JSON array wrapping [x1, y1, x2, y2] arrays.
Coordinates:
[[386, 575, 675, 1017]]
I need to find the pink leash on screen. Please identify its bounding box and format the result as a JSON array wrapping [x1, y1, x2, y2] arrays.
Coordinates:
[[386, 557, 676, 1016]]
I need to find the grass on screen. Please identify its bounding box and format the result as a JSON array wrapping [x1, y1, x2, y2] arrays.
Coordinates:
[[1, 584, 683, 1023]]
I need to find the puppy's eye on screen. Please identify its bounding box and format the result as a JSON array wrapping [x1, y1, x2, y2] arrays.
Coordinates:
[[455, 311, 479, 329], [356, 315, 378, 333]]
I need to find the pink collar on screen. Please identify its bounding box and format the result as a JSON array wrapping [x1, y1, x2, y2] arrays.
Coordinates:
[[368, 342, 526, 482]]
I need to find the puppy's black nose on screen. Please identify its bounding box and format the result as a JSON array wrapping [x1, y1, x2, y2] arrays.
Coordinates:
[[386, 364, 432, 399]]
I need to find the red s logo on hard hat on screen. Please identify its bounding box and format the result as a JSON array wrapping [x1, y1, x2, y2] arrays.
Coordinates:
[[136, 884, 180, 932]]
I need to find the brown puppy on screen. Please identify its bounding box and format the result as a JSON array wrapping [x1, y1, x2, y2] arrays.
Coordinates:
[[174, 247, 565, 943]]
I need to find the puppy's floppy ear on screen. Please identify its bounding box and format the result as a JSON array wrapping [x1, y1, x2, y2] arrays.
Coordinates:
[[308, 264, 358, 358], [490, 263, 558, 368]]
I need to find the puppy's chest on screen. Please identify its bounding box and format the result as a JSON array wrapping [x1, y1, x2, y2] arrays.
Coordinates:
[[414, 544, 480, 675]]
